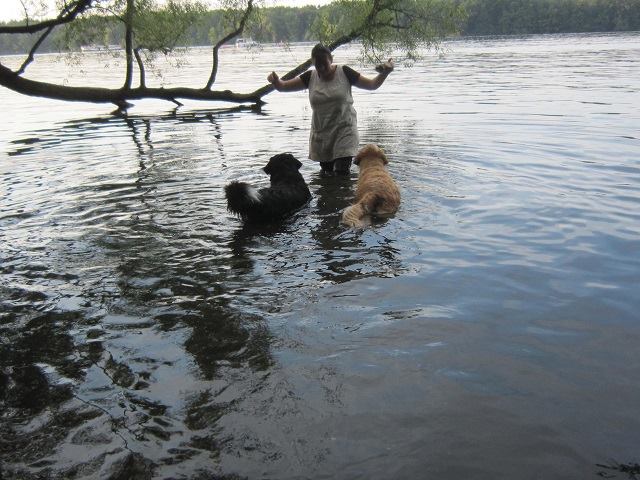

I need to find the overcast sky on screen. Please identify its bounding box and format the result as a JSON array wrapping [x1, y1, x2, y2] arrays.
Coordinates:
[[1, 0, 333, 22]]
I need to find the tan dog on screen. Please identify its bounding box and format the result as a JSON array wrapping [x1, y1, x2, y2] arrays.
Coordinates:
[[341, 144, 401, 228]]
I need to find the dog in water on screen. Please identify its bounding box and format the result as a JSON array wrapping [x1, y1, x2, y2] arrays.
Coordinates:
[[225, 153, 311, 222], [341, 144, 401, 228]]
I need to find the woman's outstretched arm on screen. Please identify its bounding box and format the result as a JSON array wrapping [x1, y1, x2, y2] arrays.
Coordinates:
[[267, 71, 306, 92], [354, 59, 394, 91]]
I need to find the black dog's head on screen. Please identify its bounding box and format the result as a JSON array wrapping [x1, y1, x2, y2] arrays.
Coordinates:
[[263, 153, 303, 176]]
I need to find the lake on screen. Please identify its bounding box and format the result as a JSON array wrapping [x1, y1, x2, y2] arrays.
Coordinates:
[[1, 33, 639, 479]]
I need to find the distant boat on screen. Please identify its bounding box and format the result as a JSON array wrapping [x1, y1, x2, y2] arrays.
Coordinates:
[[80, 44, 120, 53], [234, 38, 259, 49]]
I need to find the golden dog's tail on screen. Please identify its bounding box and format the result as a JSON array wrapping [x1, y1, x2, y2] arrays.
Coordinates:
[[341, 192, 381, 228]]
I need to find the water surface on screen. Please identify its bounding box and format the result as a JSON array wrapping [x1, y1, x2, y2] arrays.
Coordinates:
[[1, 33, 640, 479]]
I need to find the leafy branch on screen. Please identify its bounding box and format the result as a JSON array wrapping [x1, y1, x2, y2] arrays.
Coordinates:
[[0, 0, 94, 34], [0, 0, 463, 110]]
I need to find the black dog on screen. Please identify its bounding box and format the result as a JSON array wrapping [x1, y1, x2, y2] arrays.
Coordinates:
[[225, 153, 311, 222]]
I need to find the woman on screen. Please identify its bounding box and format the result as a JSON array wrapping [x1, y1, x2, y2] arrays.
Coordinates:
[[267, 44, 394, 176]]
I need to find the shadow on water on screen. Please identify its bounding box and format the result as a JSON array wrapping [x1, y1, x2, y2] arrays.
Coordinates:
[[5, 104, 262, 157], [0, 109, 281, 478]]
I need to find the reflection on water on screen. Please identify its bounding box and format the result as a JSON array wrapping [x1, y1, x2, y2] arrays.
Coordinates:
[[2, 33, 640, 479]]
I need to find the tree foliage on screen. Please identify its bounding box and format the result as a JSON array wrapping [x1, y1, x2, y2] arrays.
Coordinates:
[[1, 0, 637, 110], [310, 0, 464, 64], [0, 0, 460, 109]]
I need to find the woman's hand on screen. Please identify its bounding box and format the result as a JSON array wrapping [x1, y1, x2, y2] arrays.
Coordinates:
[[267, 71, 281, 89], [375, 58, 395, 75], [267, 71, 306, 92]]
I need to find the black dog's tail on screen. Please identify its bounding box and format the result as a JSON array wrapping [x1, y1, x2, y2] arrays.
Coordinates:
[[225, 181, 262, 218]]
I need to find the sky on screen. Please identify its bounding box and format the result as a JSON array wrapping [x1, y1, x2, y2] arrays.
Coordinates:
[[1, 0, 334, 22]]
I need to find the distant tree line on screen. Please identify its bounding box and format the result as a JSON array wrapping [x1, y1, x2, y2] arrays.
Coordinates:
[[1, 0, 639, 55], [463, 0, 640, 35]]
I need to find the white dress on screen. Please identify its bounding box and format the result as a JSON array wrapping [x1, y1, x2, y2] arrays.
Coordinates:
[[307, 66, 359, 163]]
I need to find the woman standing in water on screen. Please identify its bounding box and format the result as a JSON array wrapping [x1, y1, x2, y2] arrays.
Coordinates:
[[267, 44, 394, 176]]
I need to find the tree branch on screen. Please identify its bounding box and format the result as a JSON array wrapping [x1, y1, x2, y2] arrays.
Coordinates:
[[133, 48, 146, 88], [205, 0, 255, 90], [0, 0, 93, 34], [0, 0, 459, 110], [16, 25, 55, 75], [0, 62, 264, 105], [123, 0, 135, 89], [15, 0, 91, 75]]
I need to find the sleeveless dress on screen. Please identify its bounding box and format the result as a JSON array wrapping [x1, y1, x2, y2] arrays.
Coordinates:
[[307, 66, 359, 163]]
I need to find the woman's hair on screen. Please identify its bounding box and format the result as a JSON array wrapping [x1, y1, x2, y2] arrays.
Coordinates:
[[311, 43, 332, 60]]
